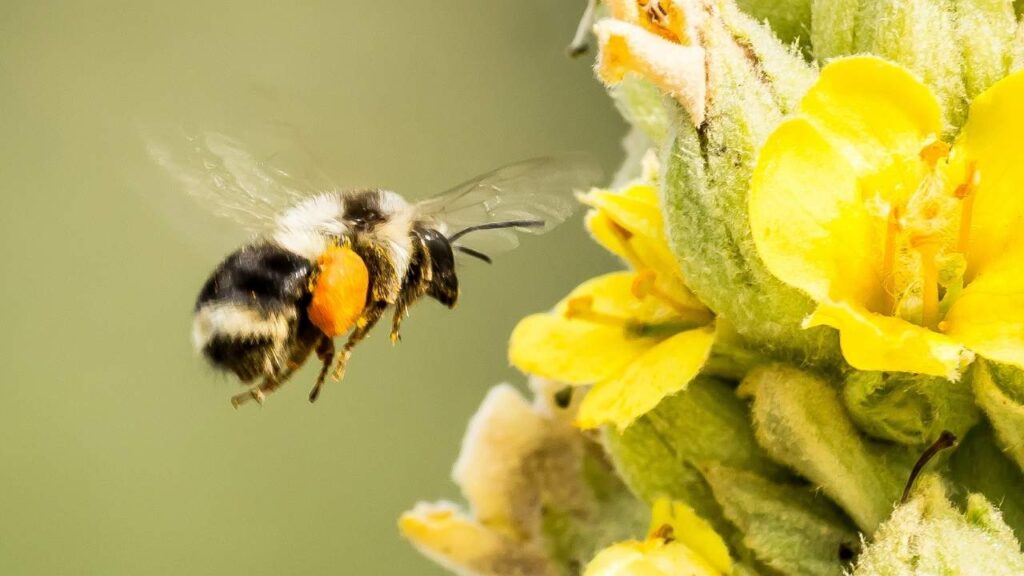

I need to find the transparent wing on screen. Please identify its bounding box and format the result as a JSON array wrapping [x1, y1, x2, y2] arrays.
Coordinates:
[[415, 154, 604, 259], [141, 122, 336, 235]]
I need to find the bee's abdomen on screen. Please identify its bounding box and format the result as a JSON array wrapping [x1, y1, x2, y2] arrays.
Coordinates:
[[192, 243, 314, 380], [196, 243, 312, 310]]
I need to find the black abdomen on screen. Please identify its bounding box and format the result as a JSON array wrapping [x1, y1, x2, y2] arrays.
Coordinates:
[[194, 243, 316, 382], [196, 243, 312, 311]]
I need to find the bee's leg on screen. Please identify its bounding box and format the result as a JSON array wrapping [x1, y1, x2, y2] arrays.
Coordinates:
[[330, 301, 388, 381], [391, 230, 432, 344], [230, 363, 300, 408], [308, 336, 335, 403]]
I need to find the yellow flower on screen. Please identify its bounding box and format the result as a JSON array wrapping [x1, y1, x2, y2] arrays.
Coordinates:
[[584, 498, 733, 576], [509, 171, 715, 430], [750, 56, 1024, 379], [594, 0, 707, 124]]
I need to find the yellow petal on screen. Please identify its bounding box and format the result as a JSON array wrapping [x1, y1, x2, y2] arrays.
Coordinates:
[[750, 57, 944, 311], [799, 56, 942, 167], [953, 70, 1024, 274], [510, 272, 667, 384], [583, 186, 703, 311], [595, 19, 706, 125], [806, 301, 973, 379], [576, 325, 716, 430], [399, 502, 557, 576], [510, 313, 652, 385], [943, 246, 1024, 369], [749, 115, 882, 306], [584, 539, 724, 576], [649, 499, 732, 574], [581, 184, 664, 242]]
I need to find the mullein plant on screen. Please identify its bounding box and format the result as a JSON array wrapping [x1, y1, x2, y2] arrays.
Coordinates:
[[401, 0, 1024, 574]]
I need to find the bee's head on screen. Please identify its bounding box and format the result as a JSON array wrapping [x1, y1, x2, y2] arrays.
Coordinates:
[[193, 243, 313, 381]]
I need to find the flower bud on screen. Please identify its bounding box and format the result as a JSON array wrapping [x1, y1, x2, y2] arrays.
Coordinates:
[[733, 0, 812, 46], [842, 371, 980, 446], [742, 364, 912, 532], [852, 476, 1024, 574], [704, 465, 860, 576], [973, 359, 1024, 472], [949, 423, 1024, 538], [603, 376, 788, 537], [662, 0, 837, 367], [811, 0, 1018, 128]]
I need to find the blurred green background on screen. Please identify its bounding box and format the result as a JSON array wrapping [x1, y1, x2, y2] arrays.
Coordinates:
[[0, 2, 624, 574]]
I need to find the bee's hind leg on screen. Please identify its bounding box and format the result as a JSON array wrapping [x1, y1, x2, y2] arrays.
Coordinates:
[[230, 362, 301, 408], [328, 301, 387, 383], [307, 336, 335, 403]]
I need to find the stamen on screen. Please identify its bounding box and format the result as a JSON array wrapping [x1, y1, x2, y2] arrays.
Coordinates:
[[564, 296, 629, 327], [607, 219, 647, 269], [882, 205, 901, 314], [632, 270, 714, 325], [912, 235, 941, 330], [918, 138, 950, 169], [564, 295, 703, 338], [650, 523, 675, 543], [955, 161, 979, 254]]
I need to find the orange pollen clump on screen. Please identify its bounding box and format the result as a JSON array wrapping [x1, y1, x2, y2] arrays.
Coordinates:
[[308, 244, 369, 338]]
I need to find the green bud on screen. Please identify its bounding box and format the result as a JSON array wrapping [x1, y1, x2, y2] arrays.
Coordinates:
[[955, 0, 1018, 101], [604, 376, 788, 538], [610, 76, 671, 147], [704, 465, 860, 576], [663, 3, 838, 368], [973, 359, 1024, 472], [742, 365, 912, 532], [811, 0, 1019, 129], [852, 476, 1024, 575], [735, 0, 812, 47], [842, 371, 980, 446], [950, 422, 1024, 540]]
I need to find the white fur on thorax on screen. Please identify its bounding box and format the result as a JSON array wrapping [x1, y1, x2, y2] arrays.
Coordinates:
[[273, 193, 349, 260], [192, 302, 292, 351], [373, 190, 414, 279]]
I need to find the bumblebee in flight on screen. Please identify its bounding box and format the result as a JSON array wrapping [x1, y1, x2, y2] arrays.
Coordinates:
[[148, 129, 600, 406]]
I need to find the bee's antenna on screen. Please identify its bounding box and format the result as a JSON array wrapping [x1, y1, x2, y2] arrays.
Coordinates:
[[454, 245, 493, 264], [447, 219, 545, 243]]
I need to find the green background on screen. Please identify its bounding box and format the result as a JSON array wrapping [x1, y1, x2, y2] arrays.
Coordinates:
[[0, 2, 625, 574]]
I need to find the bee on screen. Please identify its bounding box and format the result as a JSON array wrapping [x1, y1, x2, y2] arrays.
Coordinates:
[[147, 129, 601, 407]]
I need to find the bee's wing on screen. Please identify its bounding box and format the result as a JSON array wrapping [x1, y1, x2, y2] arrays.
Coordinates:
[[414, 155, 603, 258], [142, 123, 335, 235]]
